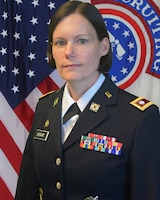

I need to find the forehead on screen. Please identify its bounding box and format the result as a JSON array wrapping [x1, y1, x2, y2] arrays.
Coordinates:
[[53, 13, 96, 37]]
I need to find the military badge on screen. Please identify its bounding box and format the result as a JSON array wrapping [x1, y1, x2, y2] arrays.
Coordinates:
[[34, 129, 49, 141], [53, 97, 59, 107], [89, 102, 100, 112], [130, 97, 154, 111], [80, 133, 123, 156], [44, 119, 49, 128], [39, 187, 43, 200], [84, 196, 99, 200], [105, 91, 112, 99]]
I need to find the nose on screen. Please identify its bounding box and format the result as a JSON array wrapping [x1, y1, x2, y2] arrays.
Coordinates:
[[65, 42, 75, 58]]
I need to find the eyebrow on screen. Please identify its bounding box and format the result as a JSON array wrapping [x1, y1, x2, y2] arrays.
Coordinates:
[[53, 34, 92, 40]]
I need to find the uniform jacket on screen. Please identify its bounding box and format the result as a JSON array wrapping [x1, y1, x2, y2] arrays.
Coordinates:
[[15, 74, 160, 200]]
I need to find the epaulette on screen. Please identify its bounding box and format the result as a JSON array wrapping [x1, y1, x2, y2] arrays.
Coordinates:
[[130, 97, 154, 111], [39, 90, 56, 99]]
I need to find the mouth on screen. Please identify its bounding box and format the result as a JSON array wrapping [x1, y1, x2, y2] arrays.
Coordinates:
[[63, 64, 81, 68]]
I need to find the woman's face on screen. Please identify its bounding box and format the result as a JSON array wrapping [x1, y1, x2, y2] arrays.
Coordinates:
[[52, 13, 109, 85]]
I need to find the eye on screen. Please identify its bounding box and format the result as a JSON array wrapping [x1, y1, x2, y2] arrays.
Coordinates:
[[77, 38, 88, 44], [53, 40, 66, 47]]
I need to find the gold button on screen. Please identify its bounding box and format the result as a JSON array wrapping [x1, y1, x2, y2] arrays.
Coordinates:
[[56, 158, 61, 166], [56, 182, 61, 190]]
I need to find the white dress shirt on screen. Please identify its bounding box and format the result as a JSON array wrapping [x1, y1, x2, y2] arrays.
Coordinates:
[[61, 73, 105, 143]]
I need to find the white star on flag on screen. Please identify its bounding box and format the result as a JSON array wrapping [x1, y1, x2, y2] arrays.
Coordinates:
[[12, 67, 20, 76], [14, 14, 22, 22], [48, 1, 56, 10], [15, 0, 23, 5], [14, 32, 21, 40], [2, 11, 8, 20], [30, 16, 38, 25], [0, 47, 7, 55], [0, 64, 6, 73], [11, 85, 20, 93], [1, 29, 8, 37], [32, 0, 39, 7], [28, 52, 36, 60], [13, 50, 20, 58], [27, 70, 35, 78], [29, 34, 37, 43]]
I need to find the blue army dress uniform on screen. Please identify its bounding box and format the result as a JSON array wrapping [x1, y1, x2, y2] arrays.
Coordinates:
[[15, 74, 160, 200]]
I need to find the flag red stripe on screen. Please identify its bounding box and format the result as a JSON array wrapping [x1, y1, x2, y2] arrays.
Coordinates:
[[14, 77, 60, 133], [14, 101, 34, 132], [0, 121, 22, 174], [37, 76, 59, 94], [0, 178, 13, 200]]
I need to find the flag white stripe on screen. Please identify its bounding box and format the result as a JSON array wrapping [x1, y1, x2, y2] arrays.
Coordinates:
[[0, 149, 18, 197], [25, 87, 42, 111], [26, 70, 65, 112], [49, 69, 65, 87], [0, 92, 28, 152]]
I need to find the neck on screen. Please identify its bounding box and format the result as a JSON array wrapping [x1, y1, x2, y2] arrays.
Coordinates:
[[67, 73, 100, 101]]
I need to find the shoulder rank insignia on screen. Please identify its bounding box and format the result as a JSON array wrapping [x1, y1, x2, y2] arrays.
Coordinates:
[[130, 97, 154, 111], [39, 90, 56, 99]]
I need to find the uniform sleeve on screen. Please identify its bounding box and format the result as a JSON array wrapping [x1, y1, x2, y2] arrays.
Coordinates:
[[129, 105, 160, 200], [15, 116, 40, 200]]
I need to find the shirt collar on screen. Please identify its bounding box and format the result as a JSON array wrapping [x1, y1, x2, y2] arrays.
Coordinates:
[[62, 73, 105, 117]]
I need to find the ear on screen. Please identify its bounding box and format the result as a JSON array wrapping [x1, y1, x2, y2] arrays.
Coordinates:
[[100, 37, 110, 57]]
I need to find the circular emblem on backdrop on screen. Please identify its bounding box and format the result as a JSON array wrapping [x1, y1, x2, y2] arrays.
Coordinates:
[[91, 0, 160, 89]]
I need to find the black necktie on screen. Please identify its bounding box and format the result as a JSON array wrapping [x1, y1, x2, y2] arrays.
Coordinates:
[[63, 103, 81, 124]]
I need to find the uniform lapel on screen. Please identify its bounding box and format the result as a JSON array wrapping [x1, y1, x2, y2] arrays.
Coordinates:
[[48, 88, 64, 150], [63, 75, 118, 150]]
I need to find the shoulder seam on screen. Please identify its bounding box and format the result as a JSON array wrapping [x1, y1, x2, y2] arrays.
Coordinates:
[[39, 90, 56, 99]]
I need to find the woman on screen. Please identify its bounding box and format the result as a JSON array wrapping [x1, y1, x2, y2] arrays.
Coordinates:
[[15, 1, 160, 200]]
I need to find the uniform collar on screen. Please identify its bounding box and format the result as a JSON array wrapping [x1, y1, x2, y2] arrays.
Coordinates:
[[62, 73, 105, 117]]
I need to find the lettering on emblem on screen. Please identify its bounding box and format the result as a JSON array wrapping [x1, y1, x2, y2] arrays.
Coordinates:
[[34, 129, 50, 141]]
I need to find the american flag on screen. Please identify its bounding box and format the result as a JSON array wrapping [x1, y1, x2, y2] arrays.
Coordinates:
[[0, 0, 66, 199]]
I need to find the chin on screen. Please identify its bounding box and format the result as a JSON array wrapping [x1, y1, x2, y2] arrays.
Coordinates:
[[64, 75, 80, 81]]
